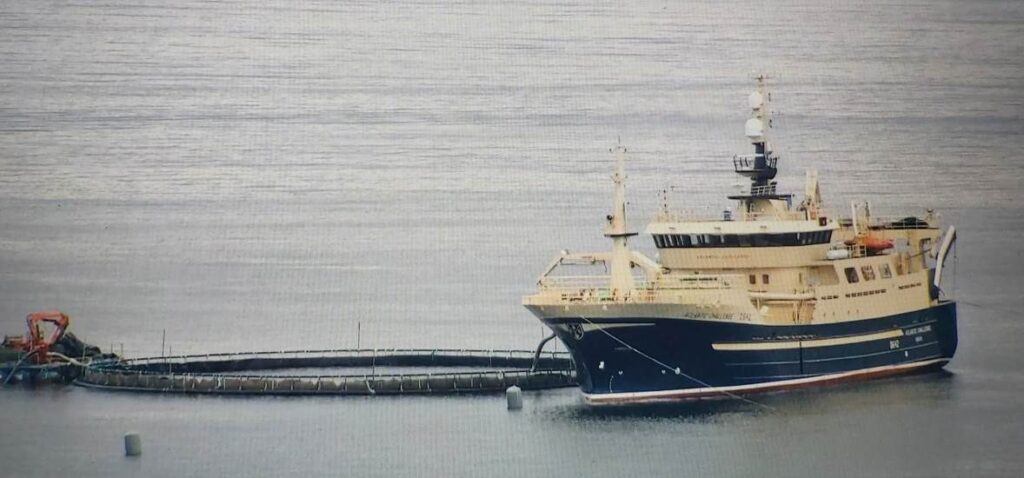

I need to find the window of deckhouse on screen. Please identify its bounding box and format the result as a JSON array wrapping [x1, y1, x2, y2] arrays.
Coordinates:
[[844, 267, 859, 283], [879, 263, 892, 279], [749, 274, 756, 285], [861, 266, 876, 281], [652, 230, 833, 248], [762, 274, 770, 285]]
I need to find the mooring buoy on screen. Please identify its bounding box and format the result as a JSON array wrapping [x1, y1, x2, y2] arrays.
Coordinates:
[[124, 432, 142, 456], [506, 385, 523, 410]]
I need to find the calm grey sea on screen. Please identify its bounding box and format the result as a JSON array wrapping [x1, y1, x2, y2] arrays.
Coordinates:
[[1, 1, 1022, 476]]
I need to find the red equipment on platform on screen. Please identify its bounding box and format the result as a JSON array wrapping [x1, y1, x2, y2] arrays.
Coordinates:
[[2, 310, 71, 364]]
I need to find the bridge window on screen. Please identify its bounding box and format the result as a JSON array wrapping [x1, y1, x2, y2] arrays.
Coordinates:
[[652, 230, 833, 249], [844, 267, 859, 283], [800, 231, 831, 245]]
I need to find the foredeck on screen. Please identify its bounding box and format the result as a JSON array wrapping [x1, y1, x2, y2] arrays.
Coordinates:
[[523, 274, 745, 306]]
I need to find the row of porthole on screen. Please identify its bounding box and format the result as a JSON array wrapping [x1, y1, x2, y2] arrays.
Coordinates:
[[845, 289, 887, 298]]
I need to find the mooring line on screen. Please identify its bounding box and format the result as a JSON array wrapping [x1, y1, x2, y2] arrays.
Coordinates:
[[578, 316, 774, 411]]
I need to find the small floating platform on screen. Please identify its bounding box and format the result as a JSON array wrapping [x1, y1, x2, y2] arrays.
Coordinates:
[[1, 362, 78, 385], [74, 348, 577, 395]]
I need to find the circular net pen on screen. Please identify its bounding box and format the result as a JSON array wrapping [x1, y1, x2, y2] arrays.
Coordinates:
[[74, 349, 577, 396]]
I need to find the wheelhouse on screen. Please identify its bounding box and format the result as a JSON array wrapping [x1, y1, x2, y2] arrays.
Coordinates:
[[652, 230, 832, 248]]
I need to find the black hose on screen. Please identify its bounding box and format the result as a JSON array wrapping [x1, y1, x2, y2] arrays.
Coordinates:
[[530, 333, 558, 372]]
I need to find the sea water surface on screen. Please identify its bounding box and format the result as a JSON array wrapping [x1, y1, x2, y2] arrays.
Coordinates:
[[1, 1, 1022, 476]]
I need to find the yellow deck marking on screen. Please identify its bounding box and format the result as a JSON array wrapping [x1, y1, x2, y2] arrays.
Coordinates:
[[712, 329, 904, 351]]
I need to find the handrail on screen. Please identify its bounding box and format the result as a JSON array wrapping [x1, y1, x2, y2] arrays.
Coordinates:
[[733, 154, 778, 171], [75, 348, 579, 395], [85, 366, 572, 381], [828, 243, 868, 258], [537, 274, 738, 292], [102, 348, 570, 368], [653, 208, 833, 223], [864, 216, 935, 230], [528, 273, 744, 305]]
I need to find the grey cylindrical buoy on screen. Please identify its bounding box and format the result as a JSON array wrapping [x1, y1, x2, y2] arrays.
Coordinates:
[[124, 433, 142, 456], [506, 385, 523, 410]]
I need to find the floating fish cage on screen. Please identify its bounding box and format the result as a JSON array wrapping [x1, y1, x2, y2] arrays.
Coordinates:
[[75, 349, 577, 396]]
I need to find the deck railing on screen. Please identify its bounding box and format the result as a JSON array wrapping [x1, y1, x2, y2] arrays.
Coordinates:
[[652, 209, 817, 223], [732, 154, 778, 172], [76, 349, 578, 395], [869, 216, 934, 230], [527, 274, 743, 305]]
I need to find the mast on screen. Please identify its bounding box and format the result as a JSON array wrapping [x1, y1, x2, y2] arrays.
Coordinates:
[[746, 74, 771, 160], [729, 74, 789, 205], [605, 144, 637, 296]]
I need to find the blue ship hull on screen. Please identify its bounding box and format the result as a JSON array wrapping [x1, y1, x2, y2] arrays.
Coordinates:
[[542, 301, 957, 403]]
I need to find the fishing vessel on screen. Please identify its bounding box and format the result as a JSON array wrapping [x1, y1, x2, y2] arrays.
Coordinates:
[[522, 76, 958, 404]]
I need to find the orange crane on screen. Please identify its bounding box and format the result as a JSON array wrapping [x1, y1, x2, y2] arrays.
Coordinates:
[[2, 310, 71, 364]]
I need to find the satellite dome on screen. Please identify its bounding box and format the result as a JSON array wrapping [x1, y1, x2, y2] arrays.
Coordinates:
[[745, 118, 763, 139], [748, 91, 763, 109]]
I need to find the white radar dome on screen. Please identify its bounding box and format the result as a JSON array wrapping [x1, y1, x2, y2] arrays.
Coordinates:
[[745, 118, 764, 139], [748, 91, 764, 109]]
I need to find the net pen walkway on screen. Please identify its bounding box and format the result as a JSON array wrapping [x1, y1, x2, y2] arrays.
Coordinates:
[[74, 348, 577, 396]]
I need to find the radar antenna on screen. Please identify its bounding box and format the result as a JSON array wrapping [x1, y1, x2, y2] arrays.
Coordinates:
[[729, 74, 787, 201]]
